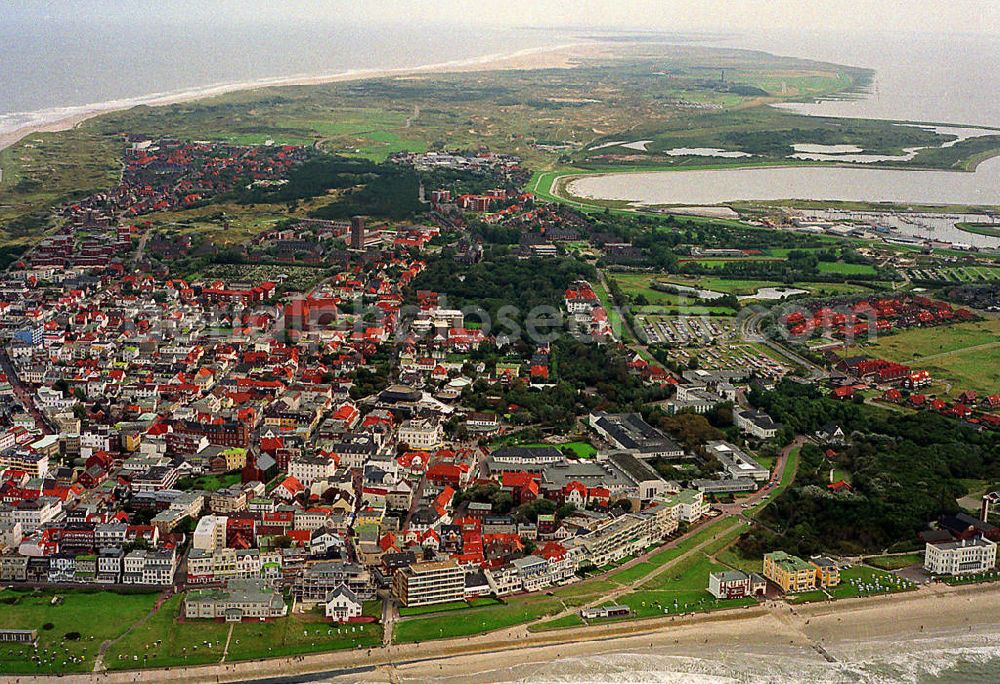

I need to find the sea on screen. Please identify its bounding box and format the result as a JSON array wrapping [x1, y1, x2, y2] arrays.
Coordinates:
[[0, 14, 569, 140], [3, 11, 1000, 682]]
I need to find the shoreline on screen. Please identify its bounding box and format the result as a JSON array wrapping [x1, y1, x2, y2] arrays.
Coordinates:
[[0, 41, 595, 153], [13, 580, 1000, 683]]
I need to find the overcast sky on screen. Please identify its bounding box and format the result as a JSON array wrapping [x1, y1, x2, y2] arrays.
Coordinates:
[[4, 1, 999, 36]]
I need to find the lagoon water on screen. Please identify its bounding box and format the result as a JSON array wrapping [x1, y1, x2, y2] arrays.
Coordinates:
[[569, 154, 1000, 208], [571, 30, 1000, 212]]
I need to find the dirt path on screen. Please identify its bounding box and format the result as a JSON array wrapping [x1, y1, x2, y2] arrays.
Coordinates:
[[92, 593, 167, 673], [220, 623, 235, 662]]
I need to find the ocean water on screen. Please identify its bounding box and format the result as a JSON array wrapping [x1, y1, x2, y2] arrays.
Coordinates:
[[0, 12, 567, 137], [389, 627, 1000, 684], [716, 30, 1000, 128]]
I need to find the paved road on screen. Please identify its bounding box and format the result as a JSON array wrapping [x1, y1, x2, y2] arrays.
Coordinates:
[[0, 345, 56, 433], [382, 593, 397, 647], [715, 435, 804, 516]]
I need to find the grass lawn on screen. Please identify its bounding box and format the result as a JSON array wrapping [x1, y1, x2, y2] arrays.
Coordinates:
[[942, 570, 1000, 586], [362, 601, 382, 618], [788, 565, 915, 604], [397, 598, 501, 617], [551, 579, 620, 601], [956, 222, 1000, 239], [393, 595, 562, 644], [827, 566, 915, 599], [592, 277, 627, 339], [716, 546, 763, 574], [227, 615, 381, 662], [817, 261, 878, 276], [0, 589, 158, 675], [176, 472, 242, 492], [527, 614, 584, 632], [103, 594, 231, 670], [610, 273, 739, 312], [516, 441, 597, 459], [865, 554, 923, 571], [842, 318, 1000, 395], [619, 553, 757, 618], [787, 589, 829, 604]]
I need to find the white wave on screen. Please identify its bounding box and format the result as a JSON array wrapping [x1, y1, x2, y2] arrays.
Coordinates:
[[396, 629, 1000, 684]]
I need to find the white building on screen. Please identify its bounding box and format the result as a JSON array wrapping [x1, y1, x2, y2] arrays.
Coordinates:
[[288, 454, 338, 487], [398, 418, 443, 450], [0, 451, 50, 478], [324, 584, 362, 622], [925, 537, 997, 576], [735, 410, 780, 440], [13, 496, 62, 532], [705, 441, 769, 482]]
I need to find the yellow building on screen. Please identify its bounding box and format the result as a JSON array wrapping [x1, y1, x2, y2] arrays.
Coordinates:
[[221, 447, 248, 471], [810, 555, 841, 588], [763, 551, 817, 593]]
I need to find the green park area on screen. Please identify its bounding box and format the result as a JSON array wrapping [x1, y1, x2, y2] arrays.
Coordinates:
[[101, 594, 381, 671], [226, 614, 381, 662], [956, 222, 1000, 239], [103, 594, 230, 670], [394, 594, 564, 643], [0, 589, 158, 675], [515, 442, 598, 459], [176, 472, 242, 492], [610, 273, 876, 316]]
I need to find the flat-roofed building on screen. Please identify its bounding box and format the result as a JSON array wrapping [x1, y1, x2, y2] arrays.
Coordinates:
[[704, 441, 769, 482], [294, 560, 373, 603], [763, 551, 817, 593], [184, 580, 287, 622], [925, 537, 997, 576], [392, 559, 465, 607]]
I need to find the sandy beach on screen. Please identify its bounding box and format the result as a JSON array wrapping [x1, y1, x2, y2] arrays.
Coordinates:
[[9, 580, 997, 683], [0, 42, 600, 154]]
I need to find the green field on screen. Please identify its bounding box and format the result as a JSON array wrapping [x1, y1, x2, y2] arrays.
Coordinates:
[[842, 318, 1000, 395], [865, 554, 923, 571], [816, 261, 878, 276], [227, 616, 381, 662], [609, 273, 737, 314], [788, 565, 915, 604], [101, 594, 382, 670], [716, 546, 763, 574], [515, 441, 597, 459], [826, 565, 915, 599], [397, 597, 502, 617], [956, 222, 1000, 238], [942, 570, 1000, 586], [393, 595, 563, 644], [0, 589, 159, 675], [527, 614, 585, 632], [176, 472, 242, 492], [103, 594, 230, 670]]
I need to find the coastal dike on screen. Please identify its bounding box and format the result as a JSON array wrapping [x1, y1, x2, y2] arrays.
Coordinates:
[[17, 581, 1000, 683]]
